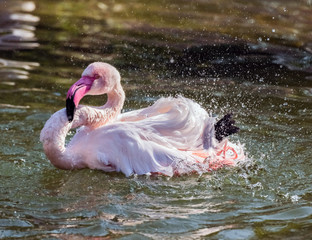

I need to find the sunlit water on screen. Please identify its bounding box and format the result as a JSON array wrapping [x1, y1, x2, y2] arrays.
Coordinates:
[[0, 0, 311, 239]]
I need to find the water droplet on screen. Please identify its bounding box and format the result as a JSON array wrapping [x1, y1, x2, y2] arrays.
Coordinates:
[[291, 195, 300, 203]]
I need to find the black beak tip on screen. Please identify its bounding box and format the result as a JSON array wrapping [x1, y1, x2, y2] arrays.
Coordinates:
[[66, 97, 76, 122]]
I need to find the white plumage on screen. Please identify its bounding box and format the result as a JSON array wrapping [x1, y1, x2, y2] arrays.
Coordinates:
[[40, 62, 245, 177]]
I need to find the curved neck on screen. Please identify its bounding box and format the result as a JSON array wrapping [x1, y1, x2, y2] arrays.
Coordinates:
[[80, 82, 125, 130], [106, 82, 125, 110], [40, 110, 74, 169], [40, 84, 125, 169]]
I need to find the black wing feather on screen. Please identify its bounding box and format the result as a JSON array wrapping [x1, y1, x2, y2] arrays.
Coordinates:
[[214, 113, 240, 142]]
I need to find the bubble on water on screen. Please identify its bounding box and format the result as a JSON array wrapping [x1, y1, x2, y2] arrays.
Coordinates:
[[97, 2, 108, 11], [252, 182, 263, 190], [272, 29, 276, 33], [303, 89, 312, 97], [291, 195, 300, 203]]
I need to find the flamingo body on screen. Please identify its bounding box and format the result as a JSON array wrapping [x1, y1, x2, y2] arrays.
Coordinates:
[[40, 62, 245, 177]]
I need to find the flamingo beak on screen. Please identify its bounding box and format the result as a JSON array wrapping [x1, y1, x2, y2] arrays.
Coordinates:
[[66, 76, 94, 122]]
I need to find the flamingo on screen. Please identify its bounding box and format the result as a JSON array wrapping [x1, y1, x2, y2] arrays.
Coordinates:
[[40, 62, 245, 177]]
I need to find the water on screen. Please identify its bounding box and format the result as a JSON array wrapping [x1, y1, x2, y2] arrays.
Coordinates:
[[0, 0, 311, 239]]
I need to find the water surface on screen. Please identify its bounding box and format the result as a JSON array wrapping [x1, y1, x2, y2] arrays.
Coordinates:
[[0, 0, 312, 239]]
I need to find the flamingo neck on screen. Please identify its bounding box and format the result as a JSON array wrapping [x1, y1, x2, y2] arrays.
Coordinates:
[[84, 82, 125, 129], [106, 82, 125, 110], [40, 83, 126, 170], [40, 110, 76, 169]]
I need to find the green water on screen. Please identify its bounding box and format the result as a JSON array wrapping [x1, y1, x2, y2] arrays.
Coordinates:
[[0, 0, 311, 239]]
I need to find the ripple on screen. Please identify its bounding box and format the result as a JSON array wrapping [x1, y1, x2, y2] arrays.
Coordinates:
[[0, 219, 33, 228], [0, 59, 39, 82], [0, 1, 39, 50], [0, 1, 40, 84], [256, 206, 312, 221]]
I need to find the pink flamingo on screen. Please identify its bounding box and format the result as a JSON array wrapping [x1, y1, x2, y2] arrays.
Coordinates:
[[40, 62, 245, 176]]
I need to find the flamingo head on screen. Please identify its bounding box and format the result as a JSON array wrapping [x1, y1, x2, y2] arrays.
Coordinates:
[[66, 62, 121, 122]]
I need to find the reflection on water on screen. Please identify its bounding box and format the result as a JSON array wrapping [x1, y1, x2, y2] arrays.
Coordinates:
[[0, 1, 39, 50], [0, 58, 39, 81], [0, 0, 39, 92], [0, 0, 311, 239]]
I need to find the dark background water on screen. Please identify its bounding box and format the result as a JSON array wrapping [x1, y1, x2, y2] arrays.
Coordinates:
[[0, 0, 311, 239]]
